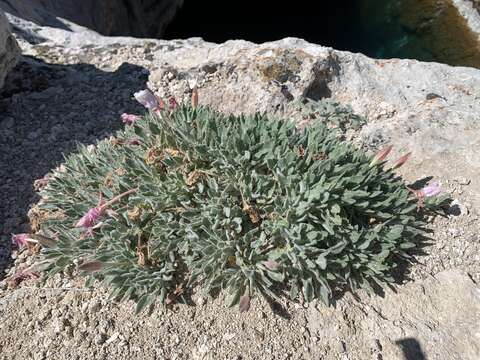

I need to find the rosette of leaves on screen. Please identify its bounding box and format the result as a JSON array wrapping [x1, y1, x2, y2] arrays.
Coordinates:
[[296, 97, 365, 131], [36, 105, 428, 313]]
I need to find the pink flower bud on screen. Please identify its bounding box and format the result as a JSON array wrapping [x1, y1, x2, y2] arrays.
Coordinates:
[[121, 113, 141, 125], [168, 97, 178, 110], [370, 145, 393, 167], [191, 87, 198, 108], [421, 182, 441, 197], [239, 295, 251, 312], [134, 89, 160, 110], [75, 207, 101, 229], [391, 152, 411, 169]]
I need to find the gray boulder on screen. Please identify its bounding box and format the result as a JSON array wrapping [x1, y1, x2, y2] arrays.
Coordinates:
[[144, 37, 480, 209], [0, 9, 20, 89]]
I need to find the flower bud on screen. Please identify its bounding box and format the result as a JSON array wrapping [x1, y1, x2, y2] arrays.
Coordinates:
[[369, 145, 393, 167], [191, 87, 198, 108], [391, 152, 411, 169], [168, 97, 178, 110]]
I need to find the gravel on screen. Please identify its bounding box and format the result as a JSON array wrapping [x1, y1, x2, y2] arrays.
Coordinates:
[[0, 47, 150, 276]]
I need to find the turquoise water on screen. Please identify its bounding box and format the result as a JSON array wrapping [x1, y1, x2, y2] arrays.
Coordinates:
[[165, 0, 480, 68], [358, 0, 480, 67]]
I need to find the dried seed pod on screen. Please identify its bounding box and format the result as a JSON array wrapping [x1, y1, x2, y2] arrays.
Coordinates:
[[127, 206, 141, 221]]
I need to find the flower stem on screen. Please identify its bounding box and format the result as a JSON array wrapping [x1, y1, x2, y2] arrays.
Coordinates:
[[99, 188, 137, 212]]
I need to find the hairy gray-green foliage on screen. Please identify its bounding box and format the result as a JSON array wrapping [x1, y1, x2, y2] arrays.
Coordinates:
[[296, 98, 365, 131], [36, 105, 426, 313]]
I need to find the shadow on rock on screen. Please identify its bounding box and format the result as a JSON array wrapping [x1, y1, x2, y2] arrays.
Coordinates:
[[395, 338, 426, 360], [0, 56, 150, 279]]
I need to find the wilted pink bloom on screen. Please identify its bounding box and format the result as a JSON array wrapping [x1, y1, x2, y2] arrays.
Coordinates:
[[7, 270, 39, 287], [421, 182, 441, 197], [134, 89, 160, 110], [11, 233, 28, 248], [33, 176, 49, 190], [370, 145, 393, 167], [391, 152, 412, 169], [128, 138, 141, 146], [121, 113, 141, 125], [168, 97, 178, 110], [75, 207, 101, 229]]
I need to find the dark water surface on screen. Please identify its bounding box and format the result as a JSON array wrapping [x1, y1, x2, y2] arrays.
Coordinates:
[[165, 0, 480, 68]]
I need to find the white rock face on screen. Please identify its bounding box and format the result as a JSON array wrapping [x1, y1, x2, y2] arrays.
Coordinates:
[[453, 0, 480, 37], [0, 9, 20, 89], [0, 0, 183, 38]]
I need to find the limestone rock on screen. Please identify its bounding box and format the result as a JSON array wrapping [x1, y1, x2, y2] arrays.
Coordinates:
[[143, 37, 480, 208], [0, 8, 20, 89], [453, 0, 480, 38], [0, 0, 183, 38]]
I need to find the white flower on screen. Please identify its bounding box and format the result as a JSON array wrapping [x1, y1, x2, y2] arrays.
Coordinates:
[[134, 89, 160, 110]]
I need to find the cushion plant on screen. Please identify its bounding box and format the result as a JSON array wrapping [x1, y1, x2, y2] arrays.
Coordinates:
[[18, 90, 445, 313]]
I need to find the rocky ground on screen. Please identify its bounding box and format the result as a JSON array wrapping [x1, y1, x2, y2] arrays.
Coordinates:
[[0, 9, 479, 360]]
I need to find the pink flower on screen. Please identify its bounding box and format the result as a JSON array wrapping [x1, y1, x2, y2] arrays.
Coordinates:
[[128, 139, 141, 146], [134, 89, 160, 110], [75, 189, 137, 234], [370, 145, 393, 167], [75, 207, 101, 229], [121, 113, 141, 125], [421, 182, 441, 197], [11, 233, 28, 248], [168, 97, 178, 110]]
